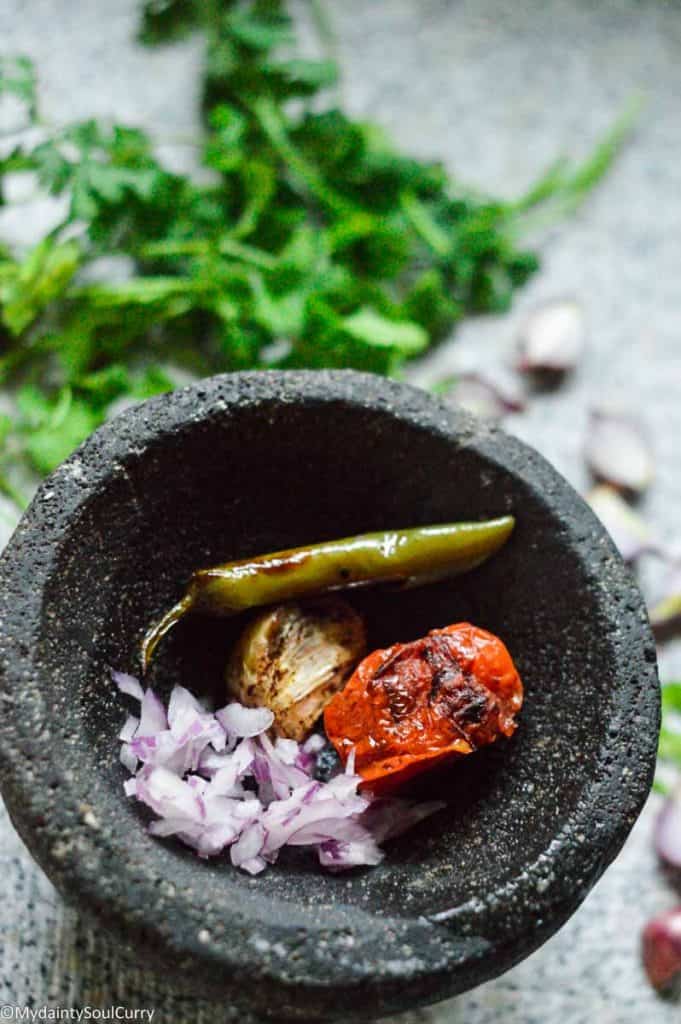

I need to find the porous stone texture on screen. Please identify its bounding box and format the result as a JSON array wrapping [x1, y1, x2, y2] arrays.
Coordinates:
[[1, 0, 680, 1021], [0, 372, 659, 1019]]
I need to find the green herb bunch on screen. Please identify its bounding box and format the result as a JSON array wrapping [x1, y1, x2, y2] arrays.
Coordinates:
[[658, 683, 681, 791], [0, 1, 631, 498]]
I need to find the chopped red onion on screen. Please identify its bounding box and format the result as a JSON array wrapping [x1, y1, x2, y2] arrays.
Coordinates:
[[655, 786, 681, 871], [113, 670, 144, 702], [240, 856, 268, 875], [231, 821, 267, 873], [319, 835, 384, 870], [274, 736, 301, 764], [587, 485, 659, 563], [136, 764, 204, 822], [216, 703, 274, 742], [120, 680, 227, 775], [119, 715, 139, 743], [517, 299, 585, 374], [119, 743, 138, 774], [361, 797, 447, 843], [255, 732, 312, 802], [114, 670, 444, 874], [585, 409, 654, 495], [303, 734, 326, 754], [642, 907, 681, 992], [260, 778, 370, 858], [138, 688, 168, 736], [296, 733, 326, 774], [204, 739, 256, 797], [168, 685, 226, 752]]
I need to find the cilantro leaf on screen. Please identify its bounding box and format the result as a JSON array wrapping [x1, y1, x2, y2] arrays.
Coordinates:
[[0, 1, 630, 487], [341, 308, 428, 356], [0, 239, 80, 335], [0, 55, 38, 121]]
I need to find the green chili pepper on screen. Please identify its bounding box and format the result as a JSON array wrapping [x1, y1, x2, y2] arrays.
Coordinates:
[[141, 516, 515, 671]]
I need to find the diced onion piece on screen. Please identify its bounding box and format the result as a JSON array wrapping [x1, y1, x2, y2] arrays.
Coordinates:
[[112, 669, 144, 701], [319, 835, 384, 869], [114, 672, 444, 875], [216, 703, 274, 740], [120, 743, 138, 774], [138, 688, 168, 736], [361, 797, 446, 843], [230, 821, 266, 868], [119, 715, 139, 743]]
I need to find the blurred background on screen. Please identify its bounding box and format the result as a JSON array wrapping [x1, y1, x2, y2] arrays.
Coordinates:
[[1, 0, 680, 1020]]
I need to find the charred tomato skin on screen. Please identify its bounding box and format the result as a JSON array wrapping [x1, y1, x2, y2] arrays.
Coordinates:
[[324, 622, 524, 793]]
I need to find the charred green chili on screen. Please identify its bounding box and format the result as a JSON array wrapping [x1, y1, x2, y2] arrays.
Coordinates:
[[141, 516, 515, 671]]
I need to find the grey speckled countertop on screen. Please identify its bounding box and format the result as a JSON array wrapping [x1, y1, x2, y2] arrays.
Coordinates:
[[1, 1, 680, 1021]]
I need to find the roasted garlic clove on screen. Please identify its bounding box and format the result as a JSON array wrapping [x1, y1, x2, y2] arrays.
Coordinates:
[[225, 598, 366, 742]]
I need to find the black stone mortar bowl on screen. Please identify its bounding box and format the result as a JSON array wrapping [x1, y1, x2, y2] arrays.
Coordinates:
[[0, 370, 659, 1020]]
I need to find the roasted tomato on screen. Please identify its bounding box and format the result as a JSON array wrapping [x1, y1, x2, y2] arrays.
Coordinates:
[[323, 622, 523, 793]]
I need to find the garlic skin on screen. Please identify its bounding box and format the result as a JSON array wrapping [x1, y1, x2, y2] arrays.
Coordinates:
[[225, 598, 366, 742]]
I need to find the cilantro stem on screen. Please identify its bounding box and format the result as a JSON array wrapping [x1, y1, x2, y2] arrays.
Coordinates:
[[400, 191, 451, 258], [0, 12, 633, 486], [563, 97, 642, 202], [249, 96, 353, 217], [507, 96, 641, 235], [310, 0, 337, 53], [510, 157, 571, 214], [309, 0, 341, 99], [140, 238, 277, 272]]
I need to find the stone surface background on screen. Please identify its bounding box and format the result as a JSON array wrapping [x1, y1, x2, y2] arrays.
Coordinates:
[[1, 0, 680, 1020]]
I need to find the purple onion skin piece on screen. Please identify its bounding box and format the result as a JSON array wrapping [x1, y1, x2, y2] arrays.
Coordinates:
[[642, 907, 681, 995]]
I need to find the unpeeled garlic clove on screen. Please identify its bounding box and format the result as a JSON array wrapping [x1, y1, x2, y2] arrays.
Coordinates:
[[642, 907, 681, 993], [587, 484, 659, 563], [517, 299, 585, 374], [448, 372, 525, 420], [225, 598, 366, 742], [585, 408, 654, 495]]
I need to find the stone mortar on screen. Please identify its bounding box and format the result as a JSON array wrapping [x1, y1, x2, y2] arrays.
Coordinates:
[[0, 370, 660, 1020]]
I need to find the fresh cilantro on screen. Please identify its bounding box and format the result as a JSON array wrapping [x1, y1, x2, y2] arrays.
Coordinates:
[[0, 2, 633, 500], [0, 55, 38, 121]]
